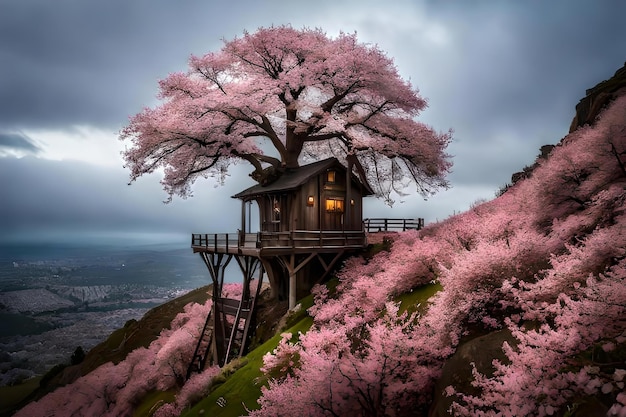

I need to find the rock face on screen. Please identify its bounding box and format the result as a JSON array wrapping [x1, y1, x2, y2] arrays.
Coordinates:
[[509, 62, 626, 187], [569, 62, 626, 133], [428, 330, 517, 417]]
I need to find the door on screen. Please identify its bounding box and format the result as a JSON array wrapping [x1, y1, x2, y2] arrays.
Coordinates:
[[323, 197, 344, 230]]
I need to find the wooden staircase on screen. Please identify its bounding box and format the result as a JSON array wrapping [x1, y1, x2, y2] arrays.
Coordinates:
[[187, 294, 258, 377], [216, 297, 256, 365], [186, 253, 264, 378]]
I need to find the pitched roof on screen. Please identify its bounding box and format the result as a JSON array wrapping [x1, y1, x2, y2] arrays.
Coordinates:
[[232, 158, 373, 199]]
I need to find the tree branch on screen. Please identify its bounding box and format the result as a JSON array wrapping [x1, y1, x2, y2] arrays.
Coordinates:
[[320, 81, 360, 113]]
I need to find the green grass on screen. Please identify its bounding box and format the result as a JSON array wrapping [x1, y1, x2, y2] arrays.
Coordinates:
[[179, 316, 314, 417], [0, 376, 42, 416], [395, 282, 443, 316], [132, 390, 177, 417]]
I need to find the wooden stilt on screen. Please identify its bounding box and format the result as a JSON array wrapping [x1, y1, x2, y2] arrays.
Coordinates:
[[199, 252, 233, 298], [314, 250, 345, 285], [277, 252, 316, 309]]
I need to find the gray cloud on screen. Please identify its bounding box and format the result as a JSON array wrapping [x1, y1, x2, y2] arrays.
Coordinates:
[[0, 157, 250, 242], [0, 0, 256, 130], [0, 132, 40, 154], [2, 0, 626, 242]]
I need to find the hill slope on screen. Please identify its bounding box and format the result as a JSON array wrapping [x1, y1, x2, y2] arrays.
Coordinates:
[[245, 64, 626, 417], [13, 65, 626, 417]]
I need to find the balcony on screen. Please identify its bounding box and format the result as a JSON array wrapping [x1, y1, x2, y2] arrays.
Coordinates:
[[191, 230, 367, 256]]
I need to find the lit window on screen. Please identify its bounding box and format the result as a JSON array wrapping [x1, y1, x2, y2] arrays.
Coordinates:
[[325, 198, 344, 213], [327, 170, 336, 183]]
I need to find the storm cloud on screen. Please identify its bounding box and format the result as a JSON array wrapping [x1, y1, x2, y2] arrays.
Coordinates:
[[1, 0, 626, 244], [0, 156, 247, 242]]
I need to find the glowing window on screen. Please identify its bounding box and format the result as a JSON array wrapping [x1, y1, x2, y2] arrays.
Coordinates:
[[325, 198, 344, 213], [327, 170, 336, 183]]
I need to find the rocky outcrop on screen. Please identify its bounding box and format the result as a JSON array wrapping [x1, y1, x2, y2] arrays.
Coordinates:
[[510, 144, 555, 185], [509, 62, 626, 187], [429, 330, 517, 417], [569, 62, 626, 132]]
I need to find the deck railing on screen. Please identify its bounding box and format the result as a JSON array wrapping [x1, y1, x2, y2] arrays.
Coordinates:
[[191, 230, 366, 252], [191, 233, 257, 252], [192, 218, 423, 252], [363, 218, 424, 232]]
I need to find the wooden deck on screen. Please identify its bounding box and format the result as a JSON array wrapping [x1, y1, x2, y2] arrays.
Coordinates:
[[191, 219, 423, 256], [191, 230, 367, 255]]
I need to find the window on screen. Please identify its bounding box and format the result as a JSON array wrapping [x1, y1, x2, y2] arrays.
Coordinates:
[[272, 197, 280, 221], [325, 198, 344, 213], [326, 170, 336, 183]]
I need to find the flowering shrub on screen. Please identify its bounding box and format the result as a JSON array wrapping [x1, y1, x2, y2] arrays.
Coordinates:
[[253, 93, 626, 415], [15, 292, 217, 417]]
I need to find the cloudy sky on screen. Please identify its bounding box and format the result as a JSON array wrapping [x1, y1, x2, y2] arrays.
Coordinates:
[[1, 0, 625, 246]]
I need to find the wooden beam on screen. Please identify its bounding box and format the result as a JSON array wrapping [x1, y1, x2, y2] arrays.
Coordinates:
[[314, 250, 345, 285], [234, 255, 260, 302]]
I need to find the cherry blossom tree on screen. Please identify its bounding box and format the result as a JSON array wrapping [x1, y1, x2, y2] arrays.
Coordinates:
[[121, 26, 452, 203]]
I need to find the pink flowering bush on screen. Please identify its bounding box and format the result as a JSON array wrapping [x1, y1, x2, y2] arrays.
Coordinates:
[[15, 291, 218, 417], [253, 94, 626, 415], [252, 303, 438, 417]]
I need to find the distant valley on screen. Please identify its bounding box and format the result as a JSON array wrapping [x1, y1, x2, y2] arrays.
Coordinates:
[[0, 242, 229, 386]]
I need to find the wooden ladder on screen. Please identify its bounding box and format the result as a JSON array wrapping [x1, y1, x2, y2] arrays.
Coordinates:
[[215, 297, 256, 366], [186, 308, 214, 379], [186, 295, 258, 378]]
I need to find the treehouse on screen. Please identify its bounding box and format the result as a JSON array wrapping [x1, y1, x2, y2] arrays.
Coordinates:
[[234, 157, 372, 234], [187, 158, 423, 373], [187, 158, 372, 372]]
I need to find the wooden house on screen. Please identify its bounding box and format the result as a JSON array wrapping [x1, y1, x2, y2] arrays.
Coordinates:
[[233, 157, 372, 234], [187, 157, 426, 372], [187, 158, 373, 371]]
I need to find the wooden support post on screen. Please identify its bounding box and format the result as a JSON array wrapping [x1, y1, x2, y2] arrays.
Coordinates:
[[288, 254, 296, 309], [345, 157, 352, 229], [199, 252, 233, 298], [289, 268, 297, 309], [278, 252, 316, 309], [234, 255, 260, 302], [241, 199, 246, 236], [259, 258, 280, 299]]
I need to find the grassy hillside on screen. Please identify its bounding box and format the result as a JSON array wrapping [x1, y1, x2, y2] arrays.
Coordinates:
[[2, 285, 212, 415]]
